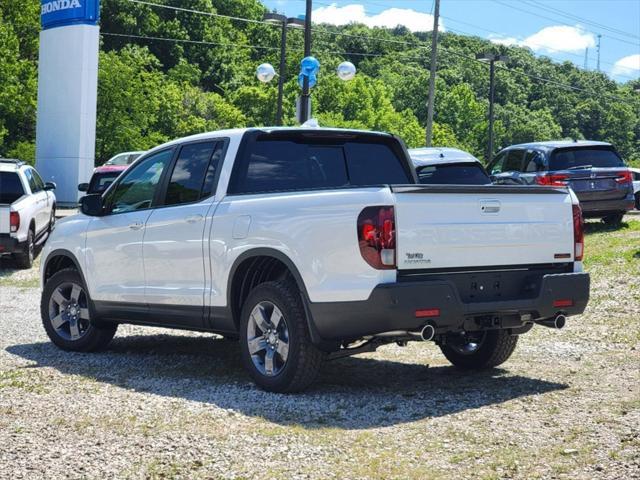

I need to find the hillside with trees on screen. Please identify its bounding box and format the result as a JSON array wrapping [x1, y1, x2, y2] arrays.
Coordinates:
[[1, 0, 638, 166]]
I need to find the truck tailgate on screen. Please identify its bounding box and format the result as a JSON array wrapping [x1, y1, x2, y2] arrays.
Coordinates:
[[392, 185, 575, 270], [0, 206, 10, 234]]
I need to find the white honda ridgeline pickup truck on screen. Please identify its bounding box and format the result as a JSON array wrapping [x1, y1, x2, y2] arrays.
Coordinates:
[[40, 128, 590, 392]]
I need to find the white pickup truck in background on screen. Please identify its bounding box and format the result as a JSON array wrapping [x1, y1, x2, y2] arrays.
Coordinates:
[[0, 159, 57, 268], [40, 128, 590, 392]]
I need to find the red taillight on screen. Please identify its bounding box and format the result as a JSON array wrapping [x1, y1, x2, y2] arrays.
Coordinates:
[[615, 170, 632, 184], [415, 308, 440, 318], [535, 173, 569, 186], [357, 206, 396, 270], [9, 211, 20, 233], [573, 203, 584, 261], [553, 299, 574, 308]]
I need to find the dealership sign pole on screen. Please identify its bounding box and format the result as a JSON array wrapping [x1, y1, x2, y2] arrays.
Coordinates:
[[35, 0, 100, 206]]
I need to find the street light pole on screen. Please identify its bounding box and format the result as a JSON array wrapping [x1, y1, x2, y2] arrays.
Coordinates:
[[276, 20, 287, 126], [263, 14, 305, 125], [476, 53, 508, 162], [425, 0, 440, 146], [300, 0, 313, 123]]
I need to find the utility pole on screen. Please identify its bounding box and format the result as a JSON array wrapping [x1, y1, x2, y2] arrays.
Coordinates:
[[425, 0, 440, 146], [476, 53, 509, 163], [300, 0, 313, 123], [596, 34, 602, 72]]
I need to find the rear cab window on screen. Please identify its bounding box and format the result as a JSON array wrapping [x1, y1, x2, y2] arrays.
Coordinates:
[[229, 131, 411, 194], [417, 163, 491, 185], [550, 147, 624, 170], [0, 172, 25, 204]]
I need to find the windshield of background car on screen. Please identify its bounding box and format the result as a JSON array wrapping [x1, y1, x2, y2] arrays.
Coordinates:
[[550, 147, 624, 170], [105, 153, 130, 166], [416, 163, 491, 185], [88, 172, 120, 194], [0, 172, 25, 203]]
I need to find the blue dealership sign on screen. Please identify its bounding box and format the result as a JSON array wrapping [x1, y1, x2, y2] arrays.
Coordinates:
[[41, 0, 99, 30]]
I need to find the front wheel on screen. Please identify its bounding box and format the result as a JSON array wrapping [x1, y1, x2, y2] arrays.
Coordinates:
[[440, 330, 518, 370], [41, 268, 117, 352], [239, 281, 324, 393]]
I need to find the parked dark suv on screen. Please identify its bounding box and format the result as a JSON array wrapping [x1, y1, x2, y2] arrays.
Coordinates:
[[488, 141, 635, 224]]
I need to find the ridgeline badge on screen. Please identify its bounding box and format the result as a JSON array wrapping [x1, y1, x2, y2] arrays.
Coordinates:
[[40, 0, 99, 30]]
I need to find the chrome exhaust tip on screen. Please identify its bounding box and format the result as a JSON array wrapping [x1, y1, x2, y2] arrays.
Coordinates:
[[536, 314, 566, 329], [420, 324, 436, 341]]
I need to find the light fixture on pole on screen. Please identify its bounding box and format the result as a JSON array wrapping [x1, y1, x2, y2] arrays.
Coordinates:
[[476, 53, 509, 162], [259, 13, 305, 125]]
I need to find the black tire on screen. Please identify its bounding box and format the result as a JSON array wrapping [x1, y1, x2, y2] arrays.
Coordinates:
[[635, 193, 640, 211], [440, 330, 518, 370], [602, 213, 624, 226], [239, 280, 324, 393], [41, 268, 117, 352], [48, 205, 56, 233], [14, 228, 34, 269]]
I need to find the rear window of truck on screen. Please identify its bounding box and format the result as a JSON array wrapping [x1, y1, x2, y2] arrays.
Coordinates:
[[0, 172, 25, 204], [550, 147, 624, 170], [417, 163, 491, 185], [230, 134, 411, 194]]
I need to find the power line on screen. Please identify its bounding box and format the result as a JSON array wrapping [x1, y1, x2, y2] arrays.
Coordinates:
[[126, 0, 273, 25], [491, 0, 639, 47], [101, 31, 283, 51], [115, 1, 634, 103], [524, 0, 640, 40]]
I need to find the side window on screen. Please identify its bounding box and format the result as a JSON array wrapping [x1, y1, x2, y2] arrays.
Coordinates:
[[24, 169, 41, 193], [503, 149, 525, 172], [107, 149, 173, 214], [489, 152, 507, 174], [201, 143, 224, 199], [164, 142, 217, 206], [524, 151, 544, 172]]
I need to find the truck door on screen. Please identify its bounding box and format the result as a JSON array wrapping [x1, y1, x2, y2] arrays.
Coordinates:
[[142, 140, 224, 327]]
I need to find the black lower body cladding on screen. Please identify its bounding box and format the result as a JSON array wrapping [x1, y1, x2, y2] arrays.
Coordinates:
[[307, 267, 590, 341]]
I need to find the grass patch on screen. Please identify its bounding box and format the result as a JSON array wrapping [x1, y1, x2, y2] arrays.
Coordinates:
[[583, 220, 640, 272]]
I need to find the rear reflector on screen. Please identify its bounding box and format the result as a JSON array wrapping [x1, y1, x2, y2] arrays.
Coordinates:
[[553, 299, 574, 308], [415, 308, 440, 318]]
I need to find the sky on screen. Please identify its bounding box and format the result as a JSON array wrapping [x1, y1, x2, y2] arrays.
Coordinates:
[[260, 0, 640, 83]]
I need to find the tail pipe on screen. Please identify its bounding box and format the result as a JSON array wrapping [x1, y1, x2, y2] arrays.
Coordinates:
[[536, 314, 566, 330]]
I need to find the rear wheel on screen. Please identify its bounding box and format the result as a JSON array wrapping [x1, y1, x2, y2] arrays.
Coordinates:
[[602, 213, 624, 226], [635, 193, 640, 211], [41, 268, 117, 352], [440, 330, 518, 370], [239, 281, 324, 393], [14, 228, 34, 269]]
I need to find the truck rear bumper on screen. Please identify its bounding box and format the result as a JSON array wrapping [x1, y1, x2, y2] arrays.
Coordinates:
[[308, 272, 590, 341]]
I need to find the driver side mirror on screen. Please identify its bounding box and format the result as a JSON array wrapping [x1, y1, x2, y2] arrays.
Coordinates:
[[79, 194, 105, 216], [78, 183, 89, 192], [44, 181, 57, 191]]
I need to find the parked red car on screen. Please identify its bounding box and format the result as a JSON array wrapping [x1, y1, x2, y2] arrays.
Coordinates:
[[78, 165, 128, 195]]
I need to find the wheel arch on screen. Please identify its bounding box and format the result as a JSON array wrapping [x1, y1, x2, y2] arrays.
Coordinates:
[[44, 249, 87, 286], [226, 248, 334, 350]]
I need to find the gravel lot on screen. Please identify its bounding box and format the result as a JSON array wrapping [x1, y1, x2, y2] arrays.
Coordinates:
[[0, 219, 638, 480]]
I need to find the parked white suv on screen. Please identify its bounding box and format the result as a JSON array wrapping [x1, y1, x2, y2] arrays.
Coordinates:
[[40, 128, 590, 392], [0, 159, 56, 268]]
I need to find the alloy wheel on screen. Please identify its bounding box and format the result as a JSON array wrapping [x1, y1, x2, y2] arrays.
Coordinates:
[[246, 301, 290, 377], [48, 281, 91, 341]]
